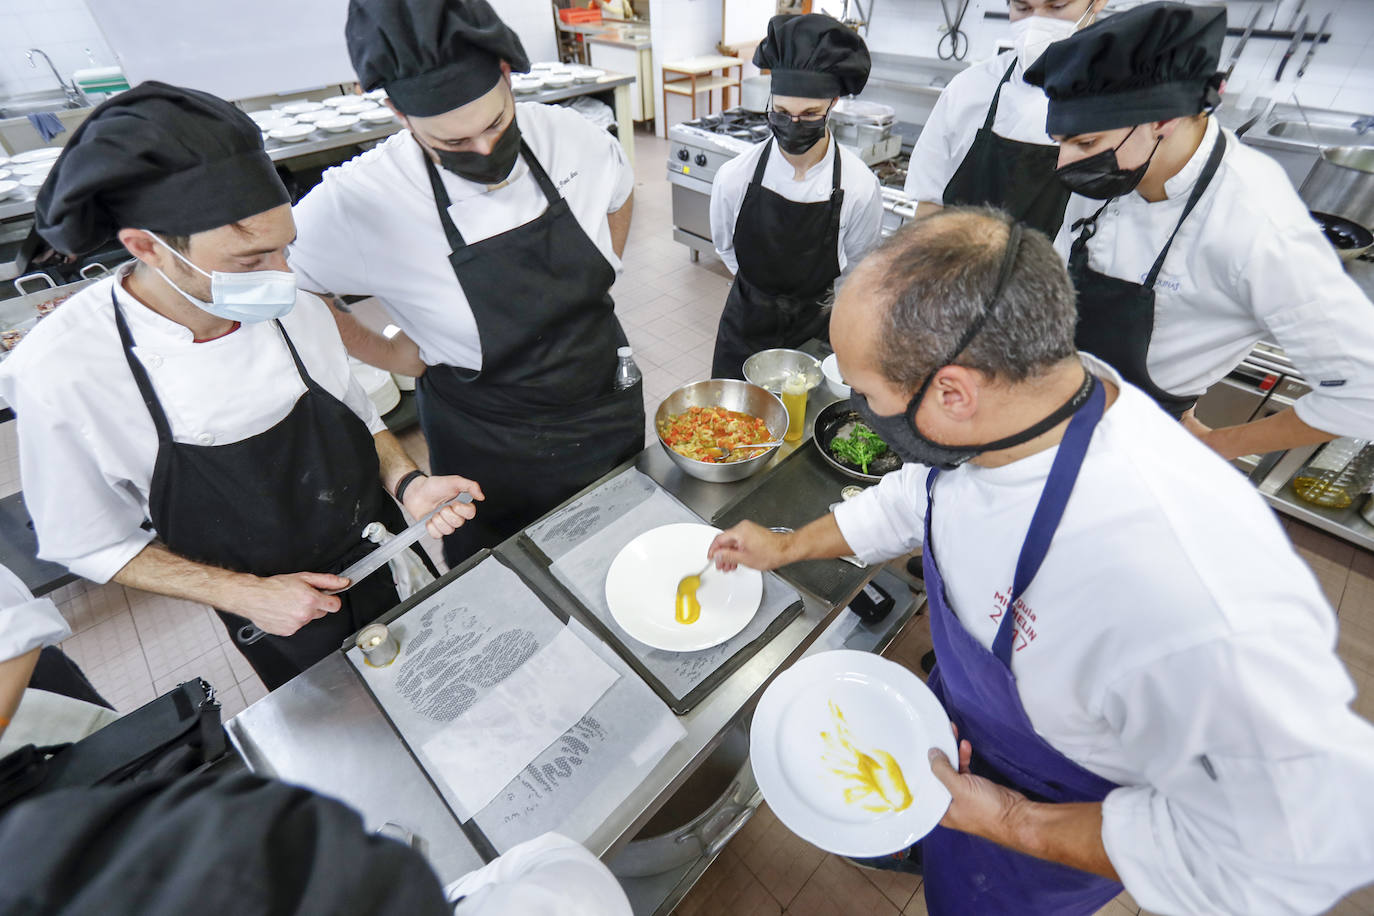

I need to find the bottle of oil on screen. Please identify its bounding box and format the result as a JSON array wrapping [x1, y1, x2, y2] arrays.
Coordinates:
[[782, 373, 809, 442], [1292, 438, 1374, 509]]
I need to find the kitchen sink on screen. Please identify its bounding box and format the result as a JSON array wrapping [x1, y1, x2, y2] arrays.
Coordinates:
[[0, 91, 88, 120], [1267, 120, 1374, 147]]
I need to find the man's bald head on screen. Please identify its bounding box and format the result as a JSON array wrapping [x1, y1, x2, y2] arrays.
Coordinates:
[[836, 208, 1078, 398]]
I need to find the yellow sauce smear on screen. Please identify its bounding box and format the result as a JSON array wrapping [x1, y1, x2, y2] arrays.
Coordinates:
[[675, 575, 702, 625], [820, 701, 913, 813]]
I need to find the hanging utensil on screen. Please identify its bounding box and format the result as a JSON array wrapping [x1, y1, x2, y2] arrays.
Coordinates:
[[937, 0, 970, 61], [1224, 5, 1265, 80], [1275, 13, 1309, 81], [1296, 12, 1331, 80]]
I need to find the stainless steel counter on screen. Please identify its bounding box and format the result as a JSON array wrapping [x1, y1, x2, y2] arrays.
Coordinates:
[[225, 381, 912, 893]]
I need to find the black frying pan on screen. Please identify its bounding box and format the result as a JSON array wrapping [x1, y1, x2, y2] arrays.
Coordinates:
[[813, 399, 904, 483], [1310, 210, 1373, 263]]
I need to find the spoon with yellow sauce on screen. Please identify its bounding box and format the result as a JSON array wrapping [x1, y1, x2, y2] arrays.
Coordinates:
[[820, 701, 913, 813], [674, 560, 713, 625]]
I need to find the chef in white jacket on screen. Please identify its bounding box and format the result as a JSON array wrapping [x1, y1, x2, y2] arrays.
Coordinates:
[[0, 83, 478, 691], [1025, 2, 1374, 456], [708, 13, 883, 378], [709, 207, 1374, 915], [903, 0, 1106, 236]]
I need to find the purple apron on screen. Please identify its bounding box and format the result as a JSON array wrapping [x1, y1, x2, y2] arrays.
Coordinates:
[[920, 377, 1124, 915]]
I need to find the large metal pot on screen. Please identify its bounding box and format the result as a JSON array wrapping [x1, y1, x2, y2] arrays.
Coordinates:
[[740, 76, 771, 113], [609, 725, 757, 877], [1300, 146, 1374, 231]]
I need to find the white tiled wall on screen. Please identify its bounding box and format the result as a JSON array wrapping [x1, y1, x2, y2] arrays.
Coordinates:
[[0, 0, 116, 97], [860, 0, 1374, 114]]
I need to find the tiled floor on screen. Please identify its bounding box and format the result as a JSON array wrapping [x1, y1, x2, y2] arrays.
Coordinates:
[[10, 128, 1374, 914]]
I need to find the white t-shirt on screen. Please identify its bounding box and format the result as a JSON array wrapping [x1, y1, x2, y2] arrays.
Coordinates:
[[0, 268, 383, 583], [833, 357, 1374, 915], [288, 102, 635, 370], [904, 51, 1053, 204], [710, 134, 883, 281], [0, 563, 68, 663], [1054, 117, 1374, 437]]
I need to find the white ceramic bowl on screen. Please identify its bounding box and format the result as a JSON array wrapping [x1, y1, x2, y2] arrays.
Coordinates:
[[269, 123, 316, 142], [295, 109, 337, 123], [544, 71, 575, 88], [322, 95, 357, 108], [13, 160, 53, 176], [248, 109, 291, 124], [281, 101, 324, 115], [821, 353, 850, 397], [337, 101, 378, 116], [0, 169, 9, 182], [317, 115, 359, 133], [574, 67, 604, 83], [364, 88, 388, 100], [530, 61, 558, 70], [19, 173, 47, 189], [0, 180, 19, 200], [358, 108, 395, 123]]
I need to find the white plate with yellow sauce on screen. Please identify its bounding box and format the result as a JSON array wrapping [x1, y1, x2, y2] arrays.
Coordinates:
[[604, 523, 762, 652], [751, 650, 956, 857]]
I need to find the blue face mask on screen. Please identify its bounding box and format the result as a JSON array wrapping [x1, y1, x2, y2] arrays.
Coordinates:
[[145, 231, 297, 323]]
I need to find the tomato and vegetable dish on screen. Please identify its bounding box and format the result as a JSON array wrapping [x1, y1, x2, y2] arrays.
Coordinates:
[[658, 406, 773, 463]]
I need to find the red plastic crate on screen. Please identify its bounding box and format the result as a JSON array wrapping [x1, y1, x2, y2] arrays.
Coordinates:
[[558, 6, 602, 23]]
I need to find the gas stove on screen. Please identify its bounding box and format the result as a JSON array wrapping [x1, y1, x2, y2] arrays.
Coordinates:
[[667, 109, 774, 184]]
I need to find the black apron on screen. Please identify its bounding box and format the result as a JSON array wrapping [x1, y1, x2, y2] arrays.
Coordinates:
[[1067, 131, 1227, 419], [416, 143, 644, 567], [711, 138, 844, 379], [115, 293, 408, 691], [943, 61, 1070, 239]]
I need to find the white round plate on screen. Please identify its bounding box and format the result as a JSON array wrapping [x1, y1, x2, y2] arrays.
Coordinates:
[[751, 650, 957, 857], [269, 124, 315, 142], [0, 169, 9, 182], [295, 109, 337, 123], [317, 115, 359, 133], [248, 109, 291, 124], [359, 108, 396, 123], [19, 173, 47, 189], [0, 180, 19, 199], [338, 101, 378, 115], [10, 148, 61, 164], [605, 522, 762, 652], [322, 95, 356, 108], [574, 67, 604, 82], [364, 88, 388, 100], [281, 101, 324, 115]]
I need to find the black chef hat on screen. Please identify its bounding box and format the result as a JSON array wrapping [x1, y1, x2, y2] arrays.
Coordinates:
[[347, 0, 531, 117], [753, 14, 870, 99], [1025, 1, 1226, 137], [34, 81, 289, 257], [0, 774, 451, 916]]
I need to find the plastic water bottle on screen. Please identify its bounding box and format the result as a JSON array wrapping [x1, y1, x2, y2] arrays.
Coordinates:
[[613, 346, 642, 390]]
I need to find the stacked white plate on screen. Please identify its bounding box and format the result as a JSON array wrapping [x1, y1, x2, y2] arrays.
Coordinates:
[[268, 123, 315, 143], [358, 108, 395, 124], [281, 101, 324, 115], [296, 109, 338, 123], [10, 148, 61, 165], [337, 100, 378, 116], [248, 109, 290, 125], [571, 66, 604, 83], [322, 95, 357, 108], [512, 74, 546, 94], [544, 70, 576, 88], [317, 114, 360, 133], [349, 359, 401, 415]]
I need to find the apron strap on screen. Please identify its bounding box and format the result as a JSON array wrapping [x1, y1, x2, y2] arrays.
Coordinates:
[[982, 61, 1018, 132], [1141, 130, 1227, 289], [112, 287, 173, 446], [990, 375, 1105, 664], [271, 320, 322, 392], [750, 138, 773, 187], [420, 138, 561, 252]]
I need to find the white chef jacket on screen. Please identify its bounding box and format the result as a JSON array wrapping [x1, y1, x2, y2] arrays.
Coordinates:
[[0, 267, 385, 584], [904, 50, 1052, 204], [1054, 117, 1374, 437], [0, 563, 68, 664], [833, 356, 1374, 916], [446, 832, 631, 916], [710, 134, 883, 281], [288, 102, 635, 370]]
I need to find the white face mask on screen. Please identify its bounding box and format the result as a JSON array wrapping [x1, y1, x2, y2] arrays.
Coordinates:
[[144, 231, 297, 324], [1010, 5, 1094, 74]]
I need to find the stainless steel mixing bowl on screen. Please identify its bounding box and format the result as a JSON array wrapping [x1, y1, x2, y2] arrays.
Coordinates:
[[742, 348, 823, 394], [655, 379, 788, 483]]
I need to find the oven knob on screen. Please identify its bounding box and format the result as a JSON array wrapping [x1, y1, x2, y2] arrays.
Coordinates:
[[677, 148, 689, 161], [694, 153, 707, 166]]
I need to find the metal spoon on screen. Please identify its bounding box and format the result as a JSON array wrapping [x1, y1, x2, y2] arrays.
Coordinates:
[[706, 439, 785, 461]]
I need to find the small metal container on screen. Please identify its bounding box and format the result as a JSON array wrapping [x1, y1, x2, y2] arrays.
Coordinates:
[[356, 623, 399, 668], [655, 379, 788, 483], [742, 348, 823, 395]]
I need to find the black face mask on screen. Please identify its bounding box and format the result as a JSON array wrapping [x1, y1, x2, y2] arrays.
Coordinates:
[[850, 222, 1097, 470], [430, 116, 523, 185], [1054, 126, 1161, 200], [767, 109, 830, 155]]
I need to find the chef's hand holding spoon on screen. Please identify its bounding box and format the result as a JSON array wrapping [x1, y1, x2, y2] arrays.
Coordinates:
[[709, 513, 858, 571], [399, 474, 485, 538]]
